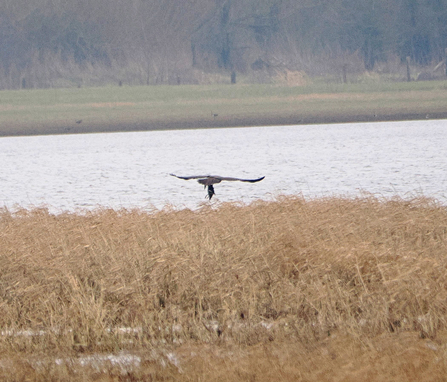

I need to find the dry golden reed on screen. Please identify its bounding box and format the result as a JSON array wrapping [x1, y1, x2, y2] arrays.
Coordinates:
[[1, 195, 447, 380]]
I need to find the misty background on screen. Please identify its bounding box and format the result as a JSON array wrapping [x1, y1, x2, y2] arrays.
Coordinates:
[[1, 0, 446, 89]]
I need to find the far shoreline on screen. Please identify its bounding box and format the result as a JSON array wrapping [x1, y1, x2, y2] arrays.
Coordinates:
[[1, 81, 447, 137], [1, 110, 447, 138]]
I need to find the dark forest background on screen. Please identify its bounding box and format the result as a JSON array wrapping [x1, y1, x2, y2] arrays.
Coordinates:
[[1, 0, 447, 89]]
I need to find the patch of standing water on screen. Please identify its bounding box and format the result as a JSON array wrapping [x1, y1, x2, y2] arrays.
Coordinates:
[[0, 119, 446, 212]]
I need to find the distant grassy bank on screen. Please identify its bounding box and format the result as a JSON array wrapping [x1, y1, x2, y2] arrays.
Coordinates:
[[1, 80, 447, 136], [1, 196, 447, 380]]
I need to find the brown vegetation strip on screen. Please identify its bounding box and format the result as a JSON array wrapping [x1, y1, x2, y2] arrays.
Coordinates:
[[3, 111, 447, 138], [1, 196, 447, 380]]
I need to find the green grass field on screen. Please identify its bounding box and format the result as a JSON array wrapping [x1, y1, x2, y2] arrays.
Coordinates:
[[1, 80, 447, 136]]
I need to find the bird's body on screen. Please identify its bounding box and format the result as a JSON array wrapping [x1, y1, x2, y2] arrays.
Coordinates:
[[170, 174, 265, 200]]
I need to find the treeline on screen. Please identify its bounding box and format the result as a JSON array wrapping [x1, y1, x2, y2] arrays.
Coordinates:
[[0, 0, 446, 89]]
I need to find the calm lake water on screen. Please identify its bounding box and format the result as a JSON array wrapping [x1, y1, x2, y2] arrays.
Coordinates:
[[1, 119, 446, 212]]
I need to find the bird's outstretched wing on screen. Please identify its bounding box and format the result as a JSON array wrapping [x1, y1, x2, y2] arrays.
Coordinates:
[[170, 174, 265, 183], [170, 174, 210, 180], [214, 176, 265, 183]]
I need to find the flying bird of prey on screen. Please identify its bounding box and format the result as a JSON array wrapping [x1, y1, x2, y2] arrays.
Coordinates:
[[170, 174, 265, 200]]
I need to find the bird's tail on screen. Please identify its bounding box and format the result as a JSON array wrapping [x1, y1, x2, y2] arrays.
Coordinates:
[[206, 185, 215, 200]]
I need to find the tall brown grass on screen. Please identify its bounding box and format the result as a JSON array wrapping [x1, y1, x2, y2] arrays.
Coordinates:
[[1, 195, 447, 380]]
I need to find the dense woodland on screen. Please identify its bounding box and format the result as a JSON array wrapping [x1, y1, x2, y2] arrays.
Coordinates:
[[1, 0, 447, 88]]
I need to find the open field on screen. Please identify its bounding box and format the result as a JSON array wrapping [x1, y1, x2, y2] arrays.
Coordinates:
[[1, 80, 447, 136], [1, 196, 447, 380]]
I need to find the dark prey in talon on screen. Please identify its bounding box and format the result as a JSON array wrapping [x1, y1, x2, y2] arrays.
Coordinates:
[[170, 174, 265, 200]]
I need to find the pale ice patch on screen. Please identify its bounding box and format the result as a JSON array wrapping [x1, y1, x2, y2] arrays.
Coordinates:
[[54, 353, 141, 374]]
